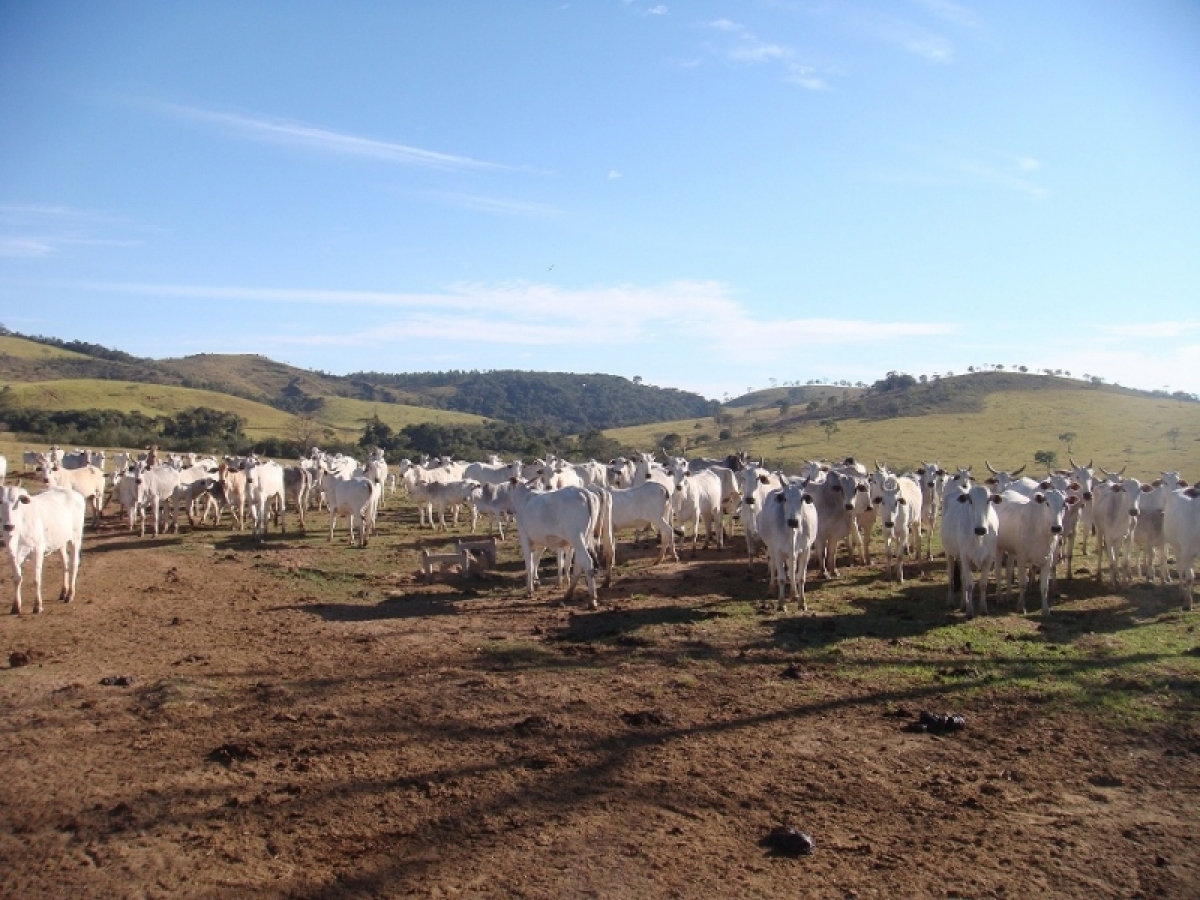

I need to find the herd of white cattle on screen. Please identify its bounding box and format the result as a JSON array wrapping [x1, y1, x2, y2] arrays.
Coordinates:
[[0, 445, 1197, 621]]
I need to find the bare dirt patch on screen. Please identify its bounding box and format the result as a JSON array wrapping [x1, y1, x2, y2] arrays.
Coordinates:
[[2, 507, 1199, 898]]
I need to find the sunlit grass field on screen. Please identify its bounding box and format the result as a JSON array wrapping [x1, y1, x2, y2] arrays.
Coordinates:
[[608, 388, 1200, 475]]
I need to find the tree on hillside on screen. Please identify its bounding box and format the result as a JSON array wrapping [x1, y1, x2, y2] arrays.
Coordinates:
[[1058, 431, 1077, 454], [820, 418, 839, 443], [1034, 449, 1058, 470], [1166, 427, 1182, 450]]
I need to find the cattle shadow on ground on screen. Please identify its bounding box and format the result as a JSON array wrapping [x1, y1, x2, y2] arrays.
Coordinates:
[[85, 536, 183, 553]]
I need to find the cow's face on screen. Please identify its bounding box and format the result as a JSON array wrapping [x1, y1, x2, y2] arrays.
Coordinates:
[[0, 487, 31, 536]]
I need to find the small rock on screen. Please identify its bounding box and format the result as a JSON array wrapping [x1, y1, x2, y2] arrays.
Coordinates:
[[99, 675, 136, 687], [8, 651, 31, 668], [761, 825, 815, 856], [781, 663, 804, 680]]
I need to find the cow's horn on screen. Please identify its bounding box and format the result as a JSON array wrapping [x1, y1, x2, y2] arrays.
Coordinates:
[[985, 460, 1000, 475]]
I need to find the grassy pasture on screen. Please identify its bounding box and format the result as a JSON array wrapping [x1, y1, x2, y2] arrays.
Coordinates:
[[0, 336, 90, 361], [315, 396, 485, 439], [609, 388, 1200, 475], [0, 379, 295, 440], [0, 378, 486, 449]]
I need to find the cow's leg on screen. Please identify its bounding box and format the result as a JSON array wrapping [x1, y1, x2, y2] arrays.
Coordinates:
[[9, 553, 24, 615], [31, 549, 45, 615]]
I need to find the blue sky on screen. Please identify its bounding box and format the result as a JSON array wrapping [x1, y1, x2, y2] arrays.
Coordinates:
[[2, 1, 1198, 400]]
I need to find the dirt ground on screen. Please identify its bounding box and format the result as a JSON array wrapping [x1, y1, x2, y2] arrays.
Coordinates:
[[1, 498, 1198, 899]]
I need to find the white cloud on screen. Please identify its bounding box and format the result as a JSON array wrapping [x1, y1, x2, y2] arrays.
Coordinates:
[[1094, 321, 1200, 340], [0, 205, 143, 257], [149, 101, 515, 173], [436, 193, 562, 217], [71, 278, 955, 362], [912, 0, 985, 33], [608, 170, 622, 180], [0, 237, 56, 258], [702, 19, 827, 88], [851, 12, 954, 63]]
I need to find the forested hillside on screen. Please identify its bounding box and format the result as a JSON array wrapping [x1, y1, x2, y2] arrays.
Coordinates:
[[0, 328, 714, 430]]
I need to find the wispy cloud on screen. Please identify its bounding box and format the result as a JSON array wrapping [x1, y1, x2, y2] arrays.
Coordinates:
[[435, 193, 562, 217], [0, 204, 143, 258], [875, 143, 1049, 198], [71, 278, 954, 360], [607, 170, 623, 180], [912, 0, 985, 33], [1094, 321, 1200, 340], [849, 11, 954, 62], [702, 19, 828, 90], [149, 101, 516, 173]]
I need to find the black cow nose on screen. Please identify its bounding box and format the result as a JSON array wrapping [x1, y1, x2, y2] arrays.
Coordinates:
[[746, 498, 755, 506], [1051, 526, 1062, 533], [2, 525, 13, 532], [884, 521, 894, 528], [974, 527, 987, 536], [845, 504, 855, 511], [1130, 509, 1139, 516], [786, 518, 799, 528]]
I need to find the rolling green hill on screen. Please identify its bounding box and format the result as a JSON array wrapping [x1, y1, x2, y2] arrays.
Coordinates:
[[607, 376, 1200, 476], [0, 379, 486, 443]]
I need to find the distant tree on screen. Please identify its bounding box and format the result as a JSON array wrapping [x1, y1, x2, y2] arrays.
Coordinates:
[[777, 400, 791, 417], [919, 374, 928, 384], [1018, 365, 1028, 373], [1034, 449, 1057, 469], [806, 399, 821, 413], [826, 395, 838, 407], [769, 377, 778, 388], [968, 366, 976, 373], [718, 428, 732, 441], [1166, 427, 1182, 450], [632, 375, 643, 385], [1058, 431, 1077, 454], [661, 433, 684, 454], [820, 418, 839, 443]]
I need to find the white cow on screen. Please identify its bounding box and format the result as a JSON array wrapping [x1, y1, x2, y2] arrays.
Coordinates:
[[1164, 487, 1200, 610], [808, 469, 865, 578], [0, 455, 6, 483], [1, 486, 85, 615], [468, 481, 517, 539], [602, 480, 677, 581], [325, 474, 380, 547], [941, 483, 1001, 617], [509, 479, 608, 608], [111, 468, 149, 535], [914, 462, 946, 556], [737, 466, 784, 576], [757, 482, 819, 611], [995, 489, 1073, 615], [244, 457, 287, 540], [668, 466, 726, 556], [1092, 476, 1150, 588], [878, 474, 924, 582], [39, 458, 106, 528]]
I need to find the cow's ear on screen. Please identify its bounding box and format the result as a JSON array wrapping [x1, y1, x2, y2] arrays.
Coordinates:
[[1034, 493, 1045, 503], [775, 493, 786, 504], [856, 483, 867, 492], [1039, 481, 1051, 489], [802, 494, 813, 504], [759, 474, 769, 484], [1186, 488, 1200, 499], [985, 477, 998, 485], [1153, 479, 1163, 487], [509, 476, 518, 484], [936, 469, 945, 476], [873, 497, 883, 505], [1112, 485, 1124, 493], [990, 494, 1003, 504], [18, 494, 30, 504], [916, 468, 926, 475], [956, 494, 969, 503], [1141, 483, 1153, 492], [898, 497, 907, 505], [1066, 495, 1078, 505]]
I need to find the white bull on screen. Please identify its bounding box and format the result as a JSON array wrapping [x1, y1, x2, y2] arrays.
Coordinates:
[[757, 481, 819, 611], [941, 484, 1000, 617], [1, 486, 85, 615]]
